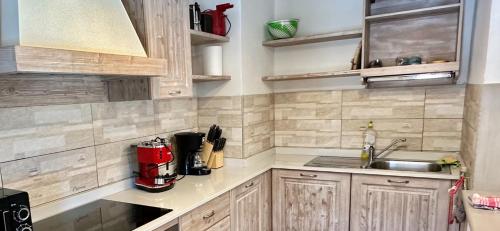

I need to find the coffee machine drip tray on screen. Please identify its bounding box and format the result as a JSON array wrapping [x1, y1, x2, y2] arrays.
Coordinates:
[[33, 200, 172, 231]]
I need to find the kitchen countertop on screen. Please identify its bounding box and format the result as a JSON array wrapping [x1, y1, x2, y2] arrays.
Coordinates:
[[106, 148, 461, 231], [462, 190, 500, 231]]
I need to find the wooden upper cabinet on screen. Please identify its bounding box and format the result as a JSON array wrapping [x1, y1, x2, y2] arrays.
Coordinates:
[[350, 174, 451, 231], [361, 0, 463, 78], [272, 169, 351, 231], [230, 171, 272, 231], [123, 0, 192, 98]]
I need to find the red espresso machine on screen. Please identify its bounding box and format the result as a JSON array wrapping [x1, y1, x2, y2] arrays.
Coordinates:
[[135, 137, 177, 192]]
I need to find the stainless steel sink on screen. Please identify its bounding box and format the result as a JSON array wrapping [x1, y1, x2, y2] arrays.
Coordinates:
[[369, 159, 444, 172], [304, 156, 450, 174]]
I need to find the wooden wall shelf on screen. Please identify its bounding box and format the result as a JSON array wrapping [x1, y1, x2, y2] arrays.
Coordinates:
[[262, 29, 362, 47], [360, 62, 459, 77], [262, 70, 361, 81], [190, 30, 230, 45], [365, 3, 461, 22], [0, 46, 168, 76], [192, 75, 231, 82]]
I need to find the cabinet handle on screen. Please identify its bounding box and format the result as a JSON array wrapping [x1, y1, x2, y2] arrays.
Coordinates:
[[168, 90, 182, 95], [299, 173, 317, 178], [245, 182, 255, 188], [387, 179, 410, 184], [202, 210, 215, 220]]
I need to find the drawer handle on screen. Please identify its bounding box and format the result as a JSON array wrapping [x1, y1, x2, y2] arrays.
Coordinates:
[[387, 179, 410, 184], [245, 182, 255, 188], [202, 210, 215, 220], [299, 173, 317, 178], [168, 90, 182, 95]]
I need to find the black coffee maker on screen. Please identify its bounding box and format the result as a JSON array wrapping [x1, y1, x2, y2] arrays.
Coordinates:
[[174, 132, 211, 176]]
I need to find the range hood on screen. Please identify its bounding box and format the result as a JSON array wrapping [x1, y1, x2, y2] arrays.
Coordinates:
[[364, 72, 456, 88], [0, 0, 166, 76], [360, 62, 460, 88], [2, 0, 146, 56]]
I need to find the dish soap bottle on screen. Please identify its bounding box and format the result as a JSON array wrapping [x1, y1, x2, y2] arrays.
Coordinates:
[[361, 121, 377, 163]]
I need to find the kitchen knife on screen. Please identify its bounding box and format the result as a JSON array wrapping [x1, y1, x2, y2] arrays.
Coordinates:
[[207, 124, 217, 142], [219, 138, 226, 151], [213, 139, 221, 152], [214, 127, 222, 140]]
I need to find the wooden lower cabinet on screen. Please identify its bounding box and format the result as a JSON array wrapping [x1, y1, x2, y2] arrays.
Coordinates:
[[350, 174, 451, 231], [230, 171, 272, 231], [206, 216, 231, 231], [272, 169, 351, 231], [180, 192, 230, 231]]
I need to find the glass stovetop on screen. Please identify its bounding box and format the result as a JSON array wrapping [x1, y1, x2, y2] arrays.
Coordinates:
[[33, 200, 172, 231]]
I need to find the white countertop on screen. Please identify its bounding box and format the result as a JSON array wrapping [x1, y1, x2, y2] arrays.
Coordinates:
[[104, 148, 461, 231], [462, 190, 500, 231]]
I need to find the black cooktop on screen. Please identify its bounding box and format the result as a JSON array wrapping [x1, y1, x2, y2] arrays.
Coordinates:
[[33, 200, 172, 231]]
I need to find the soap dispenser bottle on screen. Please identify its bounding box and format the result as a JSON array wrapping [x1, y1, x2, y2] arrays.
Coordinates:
[[361, 121, 377, 163]]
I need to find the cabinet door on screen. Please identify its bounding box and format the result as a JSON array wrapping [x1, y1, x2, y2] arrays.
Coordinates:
[[350, 174, 451, 231], [144, 0, 192, 98], [273, 169, 350, 231], [230, 171, 271, 231]]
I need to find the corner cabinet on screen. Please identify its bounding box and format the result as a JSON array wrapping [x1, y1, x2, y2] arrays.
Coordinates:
[[272, 169, 351, 231], [230, 171, 272, 231], [122, 0, 193, 98], [350, 174, 451, 231]]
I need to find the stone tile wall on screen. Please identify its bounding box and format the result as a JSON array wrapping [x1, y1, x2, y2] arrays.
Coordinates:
[[0, 98, 197, 207], [274, 85, 465, 152], [198, 96, 243, 158], [0, 84, 468, 207]]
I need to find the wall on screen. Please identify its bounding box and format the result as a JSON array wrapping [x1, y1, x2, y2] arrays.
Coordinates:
[[461, 0, 500, 191], [0, 0, 19, 46], [193, 0, 244, 97], [241, 0, 274, 95], [272, 0, 364, 92], [1, 0, 147, 56], [194, 0, 275, 97], [275, 85, 465, 152], [0, 82, 197, 207]]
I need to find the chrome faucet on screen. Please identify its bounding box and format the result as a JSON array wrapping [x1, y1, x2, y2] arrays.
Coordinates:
[[368, 138, 407, 165]]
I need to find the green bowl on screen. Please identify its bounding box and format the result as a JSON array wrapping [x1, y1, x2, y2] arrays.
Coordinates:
[[267, 19, 299, 40]]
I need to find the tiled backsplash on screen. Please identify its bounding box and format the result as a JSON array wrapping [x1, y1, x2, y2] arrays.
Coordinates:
[[243, 94, 274, 158], [0, 98, 198, 207], [198, 96, 243, 158], [0, 84, 467, 208], [197, 94, 274, 159], [274, 85, 465, 151]]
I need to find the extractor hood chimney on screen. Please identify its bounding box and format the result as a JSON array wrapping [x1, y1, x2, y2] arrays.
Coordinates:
[[0, 0, 147, 57]]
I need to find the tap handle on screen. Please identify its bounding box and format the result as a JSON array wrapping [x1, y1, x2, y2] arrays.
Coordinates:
[[368, 145, 375, 160]]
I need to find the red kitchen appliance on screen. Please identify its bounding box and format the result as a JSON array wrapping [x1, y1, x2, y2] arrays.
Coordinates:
[[206, 3, 233, 36], [135, 137, 177, 193]]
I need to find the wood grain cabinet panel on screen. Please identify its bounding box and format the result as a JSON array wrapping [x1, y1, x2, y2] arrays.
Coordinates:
[[120, 0, 192, 99], [180, 192, 230, 231], [206, 216, 231, 231], [272, 169, 351, 231], [230, 171, 272, 231], [350, 174, 451, 231], [143, 0, 192, 98]]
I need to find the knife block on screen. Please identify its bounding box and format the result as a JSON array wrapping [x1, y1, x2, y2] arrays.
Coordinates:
[[208, 151, 224, 169], [201, 141, 213, 164]]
